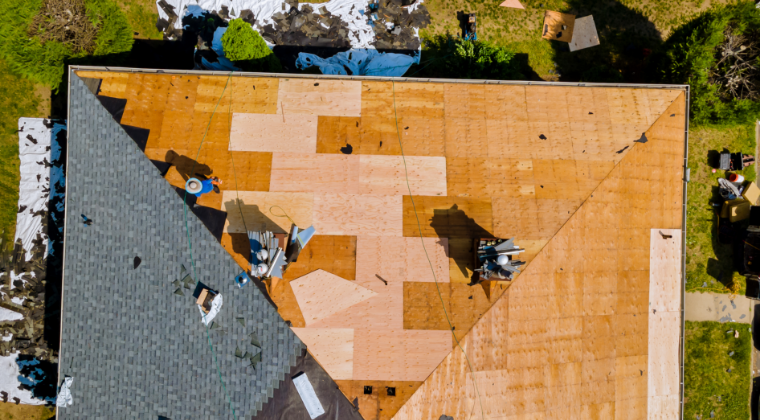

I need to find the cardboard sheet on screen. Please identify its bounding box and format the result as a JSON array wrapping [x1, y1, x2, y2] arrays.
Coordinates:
[[569, 16, 600, 52], [542, 11, 576, 43]]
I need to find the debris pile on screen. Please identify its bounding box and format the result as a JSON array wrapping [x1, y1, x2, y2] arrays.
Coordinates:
[[260, 1, 352, 48], [366, 0, 430, 50], [28, 0, 98, 53], [471, 238, 525, 285]]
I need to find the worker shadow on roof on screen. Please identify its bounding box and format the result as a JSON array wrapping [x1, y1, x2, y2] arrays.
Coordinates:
[[165, 150, 213, 182], [430, 204, 493, 282], [222, 199, 286, 235]]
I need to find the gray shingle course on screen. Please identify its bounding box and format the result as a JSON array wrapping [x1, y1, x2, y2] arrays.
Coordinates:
[[59, 73, 304, 419]]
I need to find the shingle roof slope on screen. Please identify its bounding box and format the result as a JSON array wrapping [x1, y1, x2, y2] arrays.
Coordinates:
[[59, 73, 304, 419]]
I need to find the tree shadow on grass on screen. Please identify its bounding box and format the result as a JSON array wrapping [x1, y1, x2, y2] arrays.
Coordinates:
[[548, 0, 663, 83]]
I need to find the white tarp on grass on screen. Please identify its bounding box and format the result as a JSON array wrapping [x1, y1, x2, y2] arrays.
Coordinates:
[[157, 0, 423, 76], [0, 118, 65, 406]]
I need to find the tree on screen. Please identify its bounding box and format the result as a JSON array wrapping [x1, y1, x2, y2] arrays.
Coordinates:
[[221, 18, 281, 72]]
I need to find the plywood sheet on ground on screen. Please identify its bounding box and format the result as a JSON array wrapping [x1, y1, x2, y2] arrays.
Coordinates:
[[283, 235, 357, 281], [292, 328, 354, 380], [314, 194, 403, 236], [569, 15, 600, 52], [278, 79, 362, 117], [391, 93, 686, 420], [222, 191, 313, 234], [229, 113, 318, 153], [291, 269, 378, 326], [647, 228, 681, 420], [543, 11, 576, 42]]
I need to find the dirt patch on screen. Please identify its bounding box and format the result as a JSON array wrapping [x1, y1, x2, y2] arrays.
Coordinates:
[[28, 0, 98, 54]]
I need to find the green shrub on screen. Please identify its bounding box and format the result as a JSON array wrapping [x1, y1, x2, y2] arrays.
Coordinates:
[[221, 18, 281, 72], [659, 1, 760, 124], [410, 35, 522, 80], [0, 0, 133, 91]]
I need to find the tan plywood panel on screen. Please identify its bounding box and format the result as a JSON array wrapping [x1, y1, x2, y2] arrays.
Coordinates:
[[403, 196, 493, 238], [647, 228, 681, 420], [444, 117, 488, 158], [291, 269, 378, 326], [76, 71, 129, 98], [277, 79, 362, 116], [292, 328, 354, 380], [649, 229, 681, 313], [120, 109, 164, 149], [229, 113, 318, 153], [311, 280, 404, 330], [269, 274, 306, 327], [359, 155, 447, 196], [353, 329, 452, 381], [194, 75, 232, 112], [405, 237, 449, 283], [230, 77, 279, 114], [392, 90, 686, 420], [222, 191, 313, 234], [316, 116, 361, 154], [396, 116, 446, 157], [336, 380, 424, 420], [314, 193, 403, 236], [283, 235, 357, 281], [394, 82, 445, 119], [270, 153, 360, 193]]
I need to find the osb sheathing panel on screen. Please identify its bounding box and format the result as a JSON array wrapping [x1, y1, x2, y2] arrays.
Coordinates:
[[391, 93, 685, 420], [282, 235, 357, 281], [269, 276, 307, 327], [291, 269, 377, 326], [222, 191, 313, 234], [336, 380, 424, 420], [229, 113, 318, 153], [292, 328, 354, 380], [277, 79, 362, 116]]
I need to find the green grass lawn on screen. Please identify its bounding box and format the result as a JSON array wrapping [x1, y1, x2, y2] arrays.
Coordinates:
[[684, 321, 752, 419], [0, 60, 43, 252], [116, 0, 163, 40], [686, 124, 757, 294], [420, 0, 731, 79]]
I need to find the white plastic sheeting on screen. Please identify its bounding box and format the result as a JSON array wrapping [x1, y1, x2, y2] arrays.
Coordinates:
[[0, 355, 52, 405], [14, 119, 66, 261], [55, 376, 73, 407], [157, 0, 423, 76], [198, 294, 223, 326], [0, 119, 65, 405], [296, 49, 419, 77], [157, 0, 388, 49]]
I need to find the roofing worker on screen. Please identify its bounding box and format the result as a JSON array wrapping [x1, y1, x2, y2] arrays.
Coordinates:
[[185, 176, 222, 197]]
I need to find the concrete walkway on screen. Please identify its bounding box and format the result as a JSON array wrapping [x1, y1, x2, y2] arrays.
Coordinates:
[[684, 292, 754, 323]]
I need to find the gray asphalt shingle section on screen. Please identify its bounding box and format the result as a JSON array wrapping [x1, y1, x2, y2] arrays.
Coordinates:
[[59, 73, 305, 419]]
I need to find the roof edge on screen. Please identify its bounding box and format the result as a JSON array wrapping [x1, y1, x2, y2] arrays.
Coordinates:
[[70, 65, 690, 90]]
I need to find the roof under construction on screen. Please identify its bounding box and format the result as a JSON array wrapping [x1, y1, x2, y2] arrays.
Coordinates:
[[61, 67, 688, 420]]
